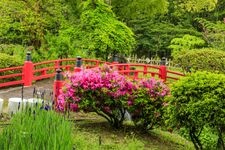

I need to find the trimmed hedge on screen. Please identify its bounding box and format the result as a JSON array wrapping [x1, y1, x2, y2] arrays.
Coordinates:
[[167, 71, 225, 149], [174, 48, 225, 73]]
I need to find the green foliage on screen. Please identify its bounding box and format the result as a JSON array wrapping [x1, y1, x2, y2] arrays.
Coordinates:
[[167, 71, 225, 149], [0, 0, 69, 48], [45, 26, 95, 59], [130, 20, 202, 58], [0, 53, 23, 69], [169, 34, 205, 57], [0, 108, 73, 150], [0, 44, 26, 61], [196, 18, 225, 50], [174, 48, 225, 73], [111, 0, 168, 21], [73, 0, 136, 60], [179, 127, 217, 150], [174, 0, 218, 13]]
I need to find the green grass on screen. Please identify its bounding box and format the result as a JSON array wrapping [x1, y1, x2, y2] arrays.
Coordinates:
[[70, 112, 194, 150], [0, 111, 194, 150]]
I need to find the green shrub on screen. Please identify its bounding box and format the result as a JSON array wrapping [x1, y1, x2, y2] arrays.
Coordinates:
[[169, 34, 206, 58], [0, 53, 23, 69], [166, 71, 225, 149], [126, 78, 170, 130], [0, 53, 23, 83], [174, 48, 225, 73], [0, 108, 73, 150], [0, 44, 26, 59], [179, 127, 217, 150]]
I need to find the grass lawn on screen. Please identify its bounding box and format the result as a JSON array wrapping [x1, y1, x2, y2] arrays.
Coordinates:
[[0, 111, 194, 150], [69, 112, 194, 150]]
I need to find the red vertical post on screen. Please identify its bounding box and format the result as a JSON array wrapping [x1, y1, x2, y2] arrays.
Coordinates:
[[125, 64, 130, 75], [74, 56, 82, 72], [159, 65, 167, 82], [96, 60, 99, 67], [144, 65, 147, 76], [23, 52, 33, 87], [134, 71, 138, 79], [55, 60, 60, 69], [53, 69, 63, 109]]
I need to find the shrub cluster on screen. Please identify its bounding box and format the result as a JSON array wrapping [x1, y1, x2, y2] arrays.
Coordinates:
[[167, 71, 225, 149], [0, 53, 23, 69], [57, 66, 169, 129], [174, 48, 225, 73]]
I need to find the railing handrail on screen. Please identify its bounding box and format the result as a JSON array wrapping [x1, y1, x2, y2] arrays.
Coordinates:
[[0, 66, 23, 72], [0, 58, 184, 89]]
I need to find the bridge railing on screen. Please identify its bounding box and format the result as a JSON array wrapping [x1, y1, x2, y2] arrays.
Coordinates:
[[108, 63, 185, 81], [0, 53, 109, 88], [0, 52, 185, 89], [0, 66, 24, 88]]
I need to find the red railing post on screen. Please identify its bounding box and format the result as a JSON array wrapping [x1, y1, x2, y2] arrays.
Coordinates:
[[74, 56, 82, 72], [125, 64, 130, 75], [23, 52, 33, 86], [144, 65, 147, 75], [55, 60, 60, 69], [96, 60, 100, 67], [53, 69, 63, 109], [159, 65, 167, 82], [134, 71, 138, 79]]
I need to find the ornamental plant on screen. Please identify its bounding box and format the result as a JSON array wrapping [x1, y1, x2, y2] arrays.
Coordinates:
[[166, 71, 225, 150], [58, 66, 136, 128], [126, 78, 170, 130], [174, 48, 225, 74]]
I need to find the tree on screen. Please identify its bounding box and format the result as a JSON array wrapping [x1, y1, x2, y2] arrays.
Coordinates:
[[173, 0, 218, 13], [73, 0, 136, 60], [195, 18, 225, 50], [169, 34, 206, 58], [130, 19, 202, 58], [0, 0, 69, 48], [111, 0, 168, 22]]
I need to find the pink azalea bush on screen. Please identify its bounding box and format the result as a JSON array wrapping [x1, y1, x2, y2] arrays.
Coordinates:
[[126, 78, 170, 129], [57, 66, 136, 128], [57, 66, 169, 129]]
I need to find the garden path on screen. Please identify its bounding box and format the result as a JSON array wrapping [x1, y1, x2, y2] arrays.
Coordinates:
[[0, 79, 54, 100], [0, 79, 54, 113]]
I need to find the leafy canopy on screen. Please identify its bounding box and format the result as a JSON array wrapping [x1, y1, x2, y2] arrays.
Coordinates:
[[111, 0, 168, 21], [0, 0, 68, 48], [169, 34, 205, 57], [174, 0, 218, 13], [74, 0, 136, 59]]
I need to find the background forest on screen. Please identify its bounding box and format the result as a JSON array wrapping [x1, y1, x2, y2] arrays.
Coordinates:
[[0, 0, 225, 68]]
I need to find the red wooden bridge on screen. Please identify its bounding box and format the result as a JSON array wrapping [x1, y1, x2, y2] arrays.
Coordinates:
[[0, 53, 184, 89], [0, 53, 184, 106]]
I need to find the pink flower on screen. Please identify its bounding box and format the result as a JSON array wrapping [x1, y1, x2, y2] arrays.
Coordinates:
[[103, 106, 111, 113], [127, 100, 133, 106], [70, 103, 79, 112]]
